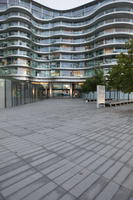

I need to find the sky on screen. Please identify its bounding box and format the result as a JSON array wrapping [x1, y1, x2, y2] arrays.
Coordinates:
[[34, 0, 93, 10]]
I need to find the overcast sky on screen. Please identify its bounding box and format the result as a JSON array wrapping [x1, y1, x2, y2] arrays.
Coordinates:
[[34, 0, 93, 10]]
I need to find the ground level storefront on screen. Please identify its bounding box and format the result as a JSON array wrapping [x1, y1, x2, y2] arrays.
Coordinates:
[[0, 79, 82, 108], [38, 82, 82, 98], [0, 79, 45, 108]]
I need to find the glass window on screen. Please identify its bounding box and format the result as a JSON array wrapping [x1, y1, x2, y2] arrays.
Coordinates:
[[20, 0, 30, 9], [36, 71, 50, 77], [42, 8, 52, 19], [104, 48, 113, 54], [51, 70, 60, 77], [19, 12, 30, 19], [40, 47, 49, 52], [18, 68, 31, 75], [73, 71, 84, 77], [0, 50, 3, 56], [9, 0, 18, 6], [8, 21, 18, 27], [53, 83, 70, 89], [116, 7, 131, 12], [8, 12, 18, 17], [0, 0, 7, 9], [32, 3, 42, 18]]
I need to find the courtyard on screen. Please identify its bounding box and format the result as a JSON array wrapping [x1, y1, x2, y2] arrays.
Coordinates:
[[0, 99, 133, 200]]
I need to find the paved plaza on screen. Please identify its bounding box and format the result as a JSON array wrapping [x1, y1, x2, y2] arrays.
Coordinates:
[[0, 99, 133, 200]]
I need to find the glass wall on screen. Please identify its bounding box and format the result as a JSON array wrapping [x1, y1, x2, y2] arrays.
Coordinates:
[[52, 83, 70, 97], [0, 79, 46, 108]]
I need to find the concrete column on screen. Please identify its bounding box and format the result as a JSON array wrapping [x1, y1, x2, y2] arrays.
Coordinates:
[[49, 83, 53, 97], [21, 82, 25, 105], [5, 79, 12, 108], [0, 79, 5, 109], [45, 88, 48, 98], [35, 86, 38, 101], [70, 83, 73, 98]]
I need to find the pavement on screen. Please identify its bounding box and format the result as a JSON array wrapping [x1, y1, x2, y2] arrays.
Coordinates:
[[0, 99, 133, 200]]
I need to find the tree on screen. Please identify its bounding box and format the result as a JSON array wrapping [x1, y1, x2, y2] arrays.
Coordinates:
[[81, 68, 105, 93], [108, 39, 133, 95]]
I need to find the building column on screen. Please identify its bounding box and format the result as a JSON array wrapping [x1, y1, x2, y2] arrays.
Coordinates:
[[35, 86, 38, 101], [49, 83, 53, 97], [5, 79, 12, 108], [45, 87, 48, 98], [21, 82, 25, 104], [0, 79, 5, 108], [70, 83, 73, 98]]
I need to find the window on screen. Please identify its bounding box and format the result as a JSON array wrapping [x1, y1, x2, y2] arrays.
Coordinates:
[[8, 0, 18, 6], [8, 21, 18, 27], [0, 0, 7, 10], [18, 68, 31, 75], [0, 50, 3, 56], [8, 12, 18, 17], [20, 0, 30, 9], [42, 8, 52, 19], [51, 70, 60, 77], [104, 48, 113, 54], [32, 3, 42, 18], [73, 71, 84, 77]]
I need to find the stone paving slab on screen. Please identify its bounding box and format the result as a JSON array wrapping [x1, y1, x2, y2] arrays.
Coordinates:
[[0, 99, 133, 200]]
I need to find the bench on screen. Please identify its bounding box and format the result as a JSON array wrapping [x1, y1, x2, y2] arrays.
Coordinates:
[[85, 98, 112, 103], [85, 99, 96, 102], [105, 100, 133, 107]]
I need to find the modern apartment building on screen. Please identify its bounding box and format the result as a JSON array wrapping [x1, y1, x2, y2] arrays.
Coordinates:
[[0, 0, 133, 100]]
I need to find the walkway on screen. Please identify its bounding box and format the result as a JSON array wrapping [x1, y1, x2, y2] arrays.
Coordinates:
[[0, 99, 133, 200]]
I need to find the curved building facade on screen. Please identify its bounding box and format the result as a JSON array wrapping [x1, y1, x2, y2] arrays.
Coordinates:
[[0, 0, 133, 97]]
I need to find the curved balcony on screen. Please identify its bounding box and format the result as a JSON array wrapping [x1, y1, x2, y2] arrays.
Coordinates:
[[0, 29, 132, 48], [1, 19, 133, 39], [0, 10, 133, 31], [0, 0, 133, 83], [0, 0, 133, 22]]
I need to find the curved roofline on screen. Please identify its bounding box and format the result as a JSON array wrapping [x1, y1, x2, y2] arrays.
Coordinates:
[[33, 0, 100, 12]]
